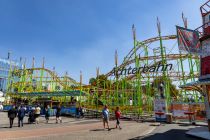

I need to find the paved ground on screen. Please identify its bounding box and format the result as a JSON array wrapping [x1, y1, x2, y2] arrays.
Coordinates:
[[0, 112, 204, 140], [0, 112, 156, 140], [186, 126, 210, 140], [131, 123, 202, 140]]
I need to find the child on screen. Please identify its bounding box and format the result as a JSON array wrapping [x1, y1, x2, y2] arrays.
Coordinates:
[[115, 106, 122, 129]]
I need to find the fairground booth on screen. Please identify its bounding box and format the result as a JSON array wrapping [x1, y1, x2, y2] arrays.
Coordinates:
[[179, 1, 210, 131]]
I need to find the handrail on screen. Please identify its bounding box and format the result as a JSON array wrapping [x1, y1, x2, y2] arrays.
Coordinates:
[[200, 0, 210, 15], [195, 21, 210, 37]]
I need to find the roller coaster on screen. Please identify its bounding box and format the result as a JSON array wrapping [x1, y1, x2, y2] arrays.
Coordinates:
[[95, 30, 200, 114], [5, 64, 88, 106], [5, 24, 200, 115]]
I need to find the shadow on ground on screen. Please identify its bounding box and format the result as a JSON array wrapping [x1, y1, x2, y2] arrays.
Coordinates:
[[129, 129, 199, 140], [178, 124, 193, 127], [0, 126, 10, 129], [90, 127, 116, 131]]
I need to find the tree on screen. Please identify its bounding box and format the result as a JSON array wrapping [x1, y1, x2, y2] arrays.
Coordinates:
[[89, 78, 96, 86], [89, 75, 111, 89]]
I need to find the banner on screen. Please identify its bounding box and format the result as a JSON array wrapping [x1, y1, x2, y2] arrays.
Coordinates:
[[154, 99, 166, 121], [176, 26, 201, 54]]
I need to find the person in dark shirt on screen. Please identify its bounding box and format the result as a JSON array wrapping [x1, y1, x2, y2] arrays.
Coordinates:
[[56, 105, 62, 123], [45, 105, 50, 123], [18, 105, 26, 127], [8, 105, 17, 128], [78, 105, 84, 118]]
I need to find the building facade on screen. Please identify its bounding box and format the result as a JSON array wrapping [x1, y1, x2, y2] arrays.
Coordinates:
[[0, 57, 22, 94]]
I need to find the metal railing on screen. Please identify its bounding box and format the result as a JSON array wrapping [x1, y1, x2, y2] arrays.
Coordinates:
[[200, 0, 210, 16], [195, 21, 210, 37]]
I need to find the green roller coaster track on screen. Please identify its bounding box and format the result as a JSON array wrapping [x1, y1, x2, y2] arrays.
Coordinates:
[[6, 25, 200, 115]]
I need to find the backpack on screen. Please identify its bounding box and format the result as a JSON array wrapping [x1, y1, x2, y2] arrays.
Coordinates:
[[18, 108, 25, 118], [9, 109, 16, 118]]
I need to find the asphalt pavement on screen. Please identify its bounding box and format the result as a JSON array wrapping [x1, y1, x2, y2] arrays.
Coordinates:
[[130, 123, 201, 140]]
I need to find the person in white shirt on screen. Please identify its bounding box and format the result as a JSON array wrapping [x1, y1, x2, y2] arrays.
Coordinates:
[[34, 105, 41, 124], [0, 104, 3, 111]]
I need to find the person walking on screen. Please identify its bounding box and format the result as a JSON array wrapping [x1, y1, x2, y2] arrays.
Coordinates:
[[34, 105, 41, 124], [8, 105, 17, 128], [18, 105, 26, 127], [78, 105, 84, 118], [56, 104, 62, 123], [45, 105, 50, 123], [28, 107, 35, 124], [0, 103, 3, 111], [102, 105, 110, 131], [115, 106, 122, 129]]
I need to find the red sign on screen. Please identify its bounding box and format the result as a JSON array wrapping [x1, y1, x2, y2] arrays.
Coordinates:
[[201, 56, 210, 75]]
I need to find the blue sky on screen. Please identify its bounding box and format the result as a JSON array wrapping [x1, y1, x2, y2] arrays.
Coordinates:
[[0, 0, 207, 84]]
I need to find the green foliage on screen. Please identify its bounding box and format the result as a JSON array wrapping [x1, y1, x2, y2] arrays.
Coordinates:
[[89, 78, 96, 86], [89, 75, 133, 89], [89, 75, 179, 98], [89, 75, 111, 89], [112, 79, 133, 89]]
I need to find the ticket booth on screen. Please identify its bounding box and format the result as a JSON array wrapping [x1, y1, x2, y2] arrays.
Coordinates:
[[180, 1, 210, 131], [199, 1, 210, 131]]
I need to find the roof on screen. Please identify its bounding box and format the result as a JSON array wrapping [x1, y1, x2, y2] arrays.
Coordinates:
[[179, 79, 210, 94], [7, 90, 87, 97], [179, 79, 210, 87]]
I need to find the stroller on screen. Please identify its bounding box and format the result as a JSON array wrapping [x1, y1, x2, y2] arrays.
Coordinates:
[[28, 109, 35, 124]]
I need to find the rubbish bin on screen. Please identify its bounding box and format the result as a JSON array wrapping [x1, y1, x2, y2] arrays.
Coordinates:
[[166, 113, 173, 123]]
